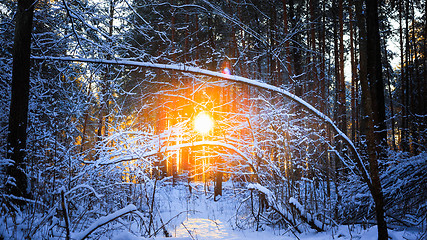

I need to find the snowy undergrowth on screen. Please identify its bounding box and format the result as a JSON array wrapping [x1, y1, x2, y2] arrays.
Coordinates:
[[108, 181, 423, 240], [1, 151, 426, 240], [0, 178, 425, 239]]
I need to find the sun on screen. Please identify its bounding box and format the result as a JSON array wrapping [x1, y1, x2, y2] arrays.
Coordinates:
[[194, 111, 214, 135]]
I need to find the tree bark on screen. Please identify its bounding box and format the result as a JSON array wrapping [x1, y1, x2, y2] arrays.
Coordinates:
[[398, 0, 407, 151], [366, 0, 387, 151], [289, 0, 303, 97], [424, 0, 427, 150], [349, 0, 358, 143], [409, 1, 420, 154], [338, 0, 346, 134], [6, 0, 35, 202], [282, 0, 292, 85], [356, 0, 388, 239], [214, 157, 223, 200]]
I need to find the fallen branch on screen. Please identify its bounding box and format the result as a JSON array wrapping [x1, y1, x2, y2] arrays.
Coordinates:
[[248, 184, 302, 234], [289, 197, 324, 232]]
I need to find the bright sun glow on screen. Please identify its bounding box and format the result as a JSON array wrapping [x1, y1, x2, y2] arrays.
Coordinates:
[[194, 111, 214, 135]]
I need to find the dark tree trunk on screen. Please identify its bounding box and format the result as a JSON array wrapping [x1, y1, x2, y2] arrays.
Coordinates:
[[289, 0, 303, 97], [409, 1, 421, 154], [320, 1, 327, 115], [96, 0, 115, 145], [332, 0, 343, 221], [366, 0, 387, 150], [214, 157, 223, 200], [424, 0, 427, 150], [6, 0, 35, 202], [333, 2, 340, 128], [398, 0, 408, 151], [282, 0, 292, 85], [356, 0, 388, 239], [349, 0, 358, 143]]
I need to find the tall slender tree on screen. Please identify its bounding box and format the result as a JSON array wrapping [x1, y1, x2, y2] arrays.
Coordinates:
[[349, 0, 358, 143], [366, 0, 386, 149], [356, 0, 388, 238], [6, 0, 36, 203], [338, 0, 346, 134]]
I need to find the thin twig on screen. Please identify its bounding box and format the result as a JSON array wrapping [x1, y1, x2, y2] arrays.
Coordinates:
[[181, 222, 196, 240], [62, 0, 87, 57]]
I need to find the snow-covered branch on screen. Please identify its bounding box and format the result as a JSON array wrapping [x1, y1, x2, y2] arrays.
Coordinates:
[[32, 56, 371, 187], [93, 139, 258, 178], [71, 204, 137, 240]]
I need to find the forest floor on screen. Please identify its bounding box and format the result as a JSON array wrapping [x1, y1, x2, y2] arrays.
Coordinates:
[[110, 182, 423, 240]]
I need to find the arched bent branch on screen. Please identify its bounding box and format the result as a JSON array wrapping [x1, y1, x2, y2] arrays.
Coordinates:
[[32, 56, 372, 189]]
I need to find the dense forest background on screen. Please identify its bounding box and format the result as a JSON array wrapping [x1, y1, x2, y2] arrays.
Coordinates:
[[0, 0, 426, 239]]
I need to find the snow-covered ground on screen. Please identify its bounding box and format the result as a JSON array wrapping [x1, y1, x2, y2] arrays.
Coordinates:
[[0, 179, 423, 239], [107, 181, 423, 240]]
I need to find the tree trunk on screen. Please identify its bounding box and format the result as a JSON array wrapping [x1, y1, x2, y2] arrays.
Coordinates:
[[409, 1, 420, 154], [424, 0, 427, 150], [349, 0, 358, 143], [6, 0, 35, 203], [333, 2, 340, 129], [332, 0, 343, 221], [366, 0, 387, 152], [356, 0, 388, 239], [97, 0, 115, 144], [320, 1, 327, 115], [289, 0, 303, 97], [398, 0, 407, 151], [282, 0, 292, 85], [214, 157, 223, 200], [404, 0, 411, 152], [338, 0, 346, 134]]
